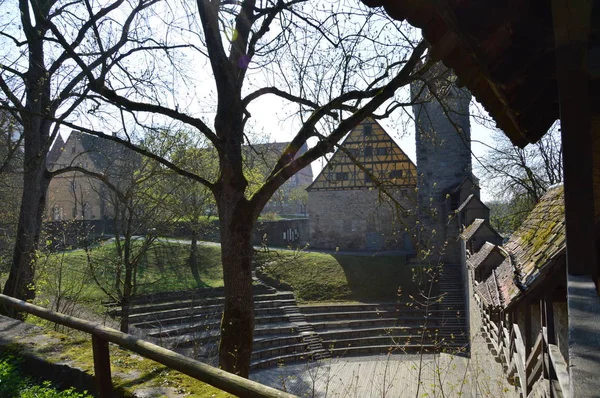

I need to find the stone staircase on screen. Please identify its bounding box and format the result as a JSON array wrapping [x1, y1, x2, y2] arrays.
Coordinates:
[[299, 301, 468, 358], [107, 284, 329, 370], [107, 265, 468, 371]]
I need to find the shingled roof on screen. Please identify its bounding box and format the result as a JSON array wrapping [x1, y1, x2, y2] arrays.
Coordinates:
[[461, 218, 485, 241], [467, 241, 503, 270], [473, 185, 566, 310], [504, 185, 566, 288]]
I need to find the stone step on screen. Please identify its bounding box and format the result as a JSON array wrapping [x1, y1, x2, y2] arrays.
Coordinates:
[[328, 342, 468, 357], [253, 335, 305, 350], [301, 309, 459, 323], [113, 294, 296, 317], [129, 303, 288, 324], [146, 316, 297, 338], [134, 312, 291, 330], [251, 342, 310, 361], [317, 325, 468, 341], [323, 334, 468, 349], [298, 303, 400, 314], [310, 317, 466, 331], [250, 350, 328, 370], [105, 285, 277, 308]]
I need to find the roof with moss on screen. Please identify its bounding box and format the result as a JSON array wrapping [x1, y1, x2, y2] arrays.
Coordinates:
[[473, 185, 566, 310], [504, 185, 565, 288]]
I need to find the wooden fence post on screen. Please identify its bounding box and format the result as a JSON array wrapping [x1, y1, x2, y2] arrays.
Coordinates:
[[92, 335, 113, 398]]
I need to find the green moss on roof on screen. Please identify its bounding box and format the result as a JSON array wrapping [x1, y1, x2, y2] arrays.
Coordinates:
[[505, 185, 565, 282]]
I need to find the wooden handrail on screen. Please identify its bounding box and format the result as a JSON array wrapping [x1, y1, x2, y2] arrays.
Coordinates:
[[526, 332, 543, 374], [0, 294, 296, 398]]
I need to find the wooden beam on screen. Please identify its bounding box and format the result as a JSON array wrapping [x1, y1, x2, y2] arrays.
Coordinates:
[[525, 303, 532, 358], [0, 294, 296, 398], [552, 0, 596, 278], [92, 335, 113, 398]]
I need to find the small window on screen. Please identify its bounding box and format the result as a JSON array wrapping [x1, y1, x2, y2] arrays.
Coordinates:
[[71, 146, 76, 154], [376, 147, 388, 156], [362, 124, 372, 137], [390, 170, 403, 179], [70, 180, 77, 192], [335, 172, 349, 181], [401, 189, 408, 197], [364, 146, 373, 157], [364, 169, 372, 184]]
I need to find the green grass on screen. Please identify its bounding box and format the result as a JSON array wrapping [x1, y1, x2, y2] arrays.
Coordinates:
[[56, 337, 233, 397], [0, 351, 92, 397], [256, 250, 423, 303], [34, 241, 225, 308]]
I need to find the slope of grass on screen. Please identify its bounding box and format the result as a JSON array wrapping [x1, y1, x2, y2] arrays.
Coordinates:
[[256, 250, 421, 303], [34, 241, 225, 309]]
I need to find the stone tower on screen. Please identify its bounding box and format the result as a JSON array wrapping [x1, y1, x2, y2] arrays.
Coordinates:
[[411, 63, 472, 264]]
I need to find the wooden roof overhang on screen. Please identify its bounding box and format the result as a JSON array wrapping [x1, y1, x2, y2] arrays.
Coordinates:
[[362, 0, 558, 147]]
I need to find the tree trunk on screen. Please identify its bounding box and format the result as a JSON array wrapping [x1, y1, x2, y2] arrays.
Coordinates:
[[217, 194, 255, 377], [189, 234, 202, 286], [1, 137, 51, 318], [120, 235, 133, 333]]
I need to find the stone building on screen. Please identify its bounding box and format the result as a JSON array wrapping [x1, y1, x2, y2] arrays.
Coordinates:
[[307, 118, 417, 250], [46, 131, 137, 221], [46, 133, 313, 222], [245, 142, 313, 217]]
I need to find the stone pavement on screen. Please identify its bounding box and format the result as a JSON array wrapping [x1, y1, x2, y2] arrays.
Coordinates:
[[249, 287, 519, 398]]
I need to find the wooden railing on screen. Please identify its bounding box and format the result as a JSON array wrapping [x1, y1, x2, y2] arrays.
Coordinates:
[[0, 294, 296, 398], [475, 294, 570, 398]]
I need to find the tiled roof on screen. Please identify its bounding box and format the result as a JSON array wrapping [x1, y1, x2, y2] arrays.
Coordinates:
[[474, 281, 493, 307], [504, 185, 566, 288], [461, 218, 485, 241], [467, 241, 498, 270], [472, 186, 565, 310], [495, 257, 520, 307]]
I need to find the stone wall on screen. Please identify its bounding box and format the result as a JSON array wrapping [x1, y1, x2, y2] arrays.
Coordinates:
[[412, 64, 472, 264], [308, 188, 415, 250], [252, 218, 309, 248]]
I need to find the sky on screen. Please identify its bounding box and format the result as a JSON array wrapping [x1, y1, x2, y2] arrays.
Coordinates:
[[246, 91, 499, 201]]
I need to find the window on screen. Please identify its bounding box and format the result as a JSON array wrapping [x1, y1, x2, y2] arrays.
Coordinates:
[[70, 180, 77, 192], [390, 170, 403, 179], [364, 146, 373, 157], [362, 124, 372, 137], [71, 146, 76, 154], [376, 147, 388, 156], [335, 172, 349, 181], [364, 169, 372, 184]]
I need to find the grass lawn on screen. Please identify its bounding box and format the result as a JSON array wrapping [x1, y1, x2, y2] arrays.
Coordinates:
[[32, 240, 225, 308], [28, 241, 429, 310], [256, 250, 426, 303]]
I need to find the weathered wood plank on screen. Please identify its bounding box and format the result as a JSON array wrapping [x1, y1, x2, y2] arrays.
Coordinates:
[[548, 344, 570, 398], [91, 335, 113, 398]]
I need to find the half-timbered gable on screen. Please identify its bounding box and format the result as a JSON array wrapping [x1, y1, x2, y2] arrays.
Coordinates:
[[307, 118, 416, 191], [307, 119, 417, 250]]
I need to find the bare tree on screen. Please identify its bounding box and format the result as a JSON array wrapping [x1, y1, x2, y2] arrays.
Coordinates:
[[477, 124, 562, 231], [4, 0, 437, 375], [71, 1, 431, 376], [0, 0, 173, 317]]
